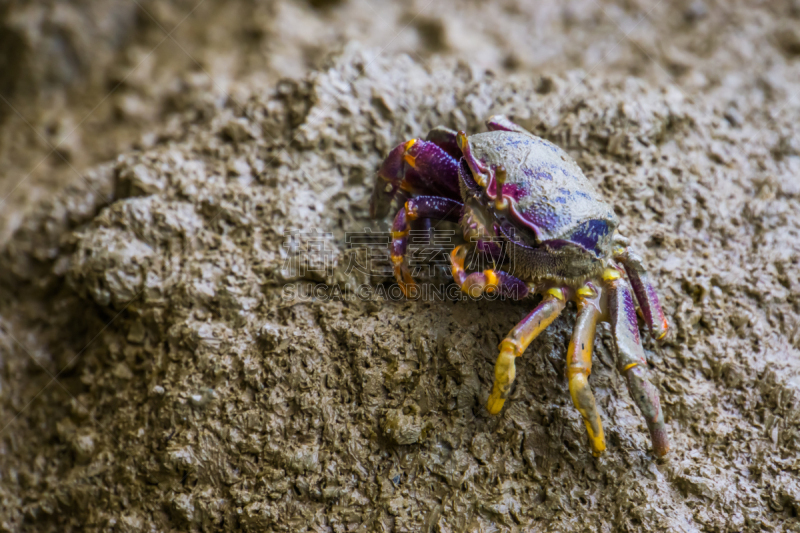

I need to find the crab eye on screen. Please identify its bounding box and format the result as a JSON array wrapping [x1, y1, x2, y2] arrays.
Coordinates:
[[456, 131, 468, 151]]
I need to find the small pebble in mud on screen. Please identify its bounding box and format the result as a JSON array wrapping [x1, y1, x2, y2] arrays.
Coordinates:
[[170, 493, 195, 523], [382, 407, 423, 445], [72, 431, 96, 462], [127, 320, 146, 344], [189, 388, 217, 408], [259, 322, 286, 350]]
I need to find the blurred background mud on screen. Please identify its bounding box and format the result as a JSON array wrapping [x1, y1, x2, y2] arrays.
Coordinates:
[[1, 0, 800, 531]]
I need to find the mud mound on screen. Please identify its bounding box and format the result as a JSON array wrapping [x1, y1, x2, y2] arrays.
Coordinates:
[[1, 43, 799, 531]]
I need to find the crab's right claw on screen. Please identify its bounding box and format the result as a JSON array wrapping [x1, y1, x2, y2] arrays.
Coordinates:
[[371, 143, 408, 219]]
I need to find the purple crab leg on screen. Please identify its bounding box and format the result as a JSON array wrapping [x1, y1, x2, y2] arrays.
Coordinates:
[[485, 115, 531, 135], [391, 196, 463, 296], [448, 245, 530, 300], [614, 248, 669, 341], [487, 288, 567, 414], [567, 283, 606, 456], [606, 269, 670, 457]]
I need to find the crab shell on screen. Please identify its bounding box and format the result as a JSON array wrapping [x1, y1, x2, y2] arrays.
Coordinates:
[[460, 130, 619, 284]]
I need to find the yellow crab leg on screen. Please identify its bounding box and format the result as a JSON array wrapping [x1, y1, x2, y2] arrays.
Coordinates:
[[487, 288, 567, 414], [567, 284, 605, 456]]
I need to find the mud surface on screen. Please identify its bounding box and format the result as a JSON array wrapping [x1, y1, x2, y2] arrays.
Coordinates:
[[2, 1, 800, 532]]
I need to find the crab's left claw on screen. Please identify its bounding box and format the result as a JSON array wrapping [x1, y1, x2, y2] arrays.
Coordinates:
[[372, 138, 462, 219], [449, 246, 530, 300]]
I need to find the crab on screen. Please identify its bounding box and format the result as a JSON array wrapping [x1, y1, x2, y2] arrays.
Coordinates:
[[370, 115, 670, 457]]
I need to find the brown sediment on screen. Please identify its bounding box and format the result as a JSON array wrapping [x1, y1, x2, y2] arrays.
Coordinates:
[[1, 1, 800, 531]]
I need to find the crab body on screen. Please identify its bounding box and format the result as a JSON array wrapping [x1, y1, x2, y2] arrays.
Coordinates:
[[459, 129, 619, 283], [371, 116, 671, 458]]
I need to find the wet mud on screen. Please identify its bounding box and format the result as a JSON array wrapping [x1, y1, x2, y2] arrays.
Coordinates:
[[1, 1, 800, 532]]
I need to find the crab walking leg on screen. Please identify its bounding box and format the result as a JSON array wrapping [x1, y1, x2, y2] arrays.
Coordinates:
[[449, 246, 530, 300], [391, 196, 464, 296], [485, 115, 532, 135], [606, 269, 670, 457], [614, 249, 669, 341], [567, 286, 606, 456], [487, 289, 567, 414]]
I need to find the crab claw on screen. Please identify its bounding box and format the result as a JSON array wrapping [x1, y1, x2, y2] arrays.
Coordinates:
[[371, 143, 409, 218], [371, 139, 461, 219]]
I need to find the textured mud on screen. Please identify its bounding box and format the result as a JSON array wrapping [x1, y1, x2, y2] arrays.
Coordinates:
[[2, 1, 800, 532]]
